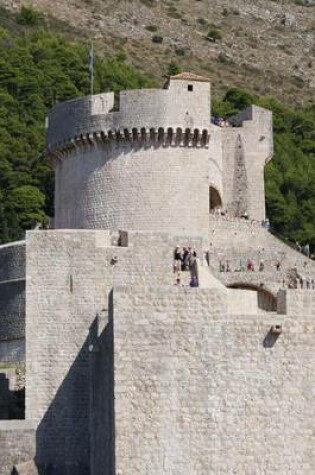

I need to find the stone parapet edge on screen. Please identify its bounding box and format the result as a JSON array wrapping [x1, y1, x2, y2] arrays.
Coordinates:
[[46, 126, 210, 167]]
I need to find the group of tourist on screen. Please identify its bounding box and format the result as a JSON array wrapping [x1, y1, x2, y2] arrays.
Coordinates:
[[211, 116, 231, 127], [294, 275, 315, 290], [211, 209, 272, 229], [173, 246, 199, 287], [219, 258, 281, 273], [217, 257, 315, 290], [288, 262, 315, 290]]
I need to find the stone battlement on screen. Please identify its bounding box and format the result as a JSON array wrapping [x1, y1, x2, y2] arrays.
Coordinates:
[[46, 126, 211, 167], [46, 75, 211, 164]]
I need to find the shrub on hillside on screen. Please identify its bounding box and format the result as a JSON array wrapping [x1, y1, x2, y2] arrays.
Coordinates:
[[16, 6, 43, 26], [175, 48, 186, 57], [140, 0, 156, 6], [145, 25, 158, 32], [168, 62, 182, 76], [207, 28, 222, 42], [152, 35, 163, 44]]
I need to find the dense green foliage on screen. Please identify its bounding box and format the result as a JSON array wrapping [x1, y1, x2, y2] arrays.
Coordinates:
[[0, 9, 314, 252], [213, 89, 315, 249], [0, 20, 155, 244]]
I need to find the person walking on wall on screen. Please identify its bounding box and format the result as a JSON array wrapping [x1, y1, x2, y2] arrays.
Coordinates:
[[173, 246, 182, 273], [189, 249, 197, 278]]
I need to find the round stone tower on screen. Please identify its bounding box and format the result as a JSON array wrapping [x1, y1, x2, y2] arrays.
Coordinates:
[[46, 73, 212, 238]]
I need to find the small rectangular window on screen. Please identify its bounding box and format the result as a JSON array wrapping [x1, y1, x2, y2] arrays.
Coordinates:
[[188, 84, 193, 91]]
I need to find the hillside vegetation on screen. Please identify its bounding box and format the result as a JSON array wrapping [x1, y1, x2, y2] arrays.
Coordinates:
[[1, 0, 314, 105], [0, 7, 314, 251]]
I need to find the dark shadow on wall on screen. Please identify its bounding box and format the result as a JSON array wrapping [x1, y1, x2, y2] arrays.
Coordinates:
[[0, 373, 25, 420], [263, 328, 281, 348], [35, 293, 115, 475], [90, 290, 115, 475], [209, 186, 222, 212]]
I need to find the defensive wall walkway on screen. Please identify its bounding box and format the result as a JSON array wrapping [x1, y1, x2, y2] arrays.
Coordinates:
[[208, 215, 315, 294]]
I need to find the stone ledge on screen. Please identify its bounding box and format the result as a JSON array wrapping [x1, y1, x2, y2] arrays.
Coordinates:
[[46, 126, 210, 167], [0, 420, 35, 431]]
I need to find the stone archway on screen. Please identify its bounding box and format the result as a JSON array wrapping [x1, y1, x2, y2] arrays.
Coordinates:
[[209, 186, 222, 212], [228, 283, 277, 312]]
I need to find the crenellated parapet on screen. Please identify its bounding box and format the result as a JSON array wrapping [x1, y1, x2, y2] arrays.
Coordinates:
[[46, 126, 210, 167], [46, 73, 211, 166]]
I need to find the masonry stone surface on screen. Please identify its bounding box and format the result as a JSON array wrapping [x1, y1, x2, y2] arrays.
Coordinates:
[[0, 421, 35, 474], [114, 287, 314, 475], [0, 241, 25, 364], [54, 144, 210, 239]]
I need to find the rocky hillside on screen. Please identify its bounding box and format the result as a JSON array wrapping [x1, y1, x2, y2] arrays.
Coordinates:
[[1, 0, 314, 105]]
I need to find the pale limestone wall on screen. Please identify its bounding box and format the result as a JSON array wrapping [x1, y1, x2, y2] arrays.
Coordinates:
[[25, 230, 119, 473], [227, 288, 259, 314], [0, 241, 26, 364], [114, 286, 228, 475], [54, 144, 209, 239], [46, 80, 210, 151], [25, 230, 202, 474], [49, 78, 212, 238], [278, 289, 315, 315], [22, 228, 315, 474], [0, 421, 35, 475], [114, 287, 314, 475], [222, 106, 273, 221], [25, 230, 122, 473], [208, 216, 315, 287]]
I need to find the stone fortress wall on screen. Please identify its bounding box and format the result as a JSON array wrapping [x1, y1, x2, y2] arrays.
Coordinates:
[[221, 106, 273, 221], [0, 74, 314, 475], [46, 76, 212, 239], [46, 78, 211, 151], [0, 241, 26, 364], [18, 230, 315, 475], [208, 215, 315, 291], [0, 220, 315, 474], [113, 287, 314, 475], [0, 420, 35, 475], [25, 230, 203, 474], [46, 74, 272, 238]]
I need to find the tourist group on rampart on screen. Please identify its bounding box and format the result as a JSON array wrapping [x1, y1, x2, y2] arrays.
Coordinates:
[[218, 257, 281, 273], [211, 116, 232, 127], [173, 246, 199, 287], [217, 256, 315, 290], [210, 208, 272, 228]]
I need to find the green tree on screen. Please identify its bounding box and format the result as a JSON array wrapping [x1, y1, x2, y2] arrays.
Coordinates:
[[0, 21, 156, 244], [9, 185, 47, 230]]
